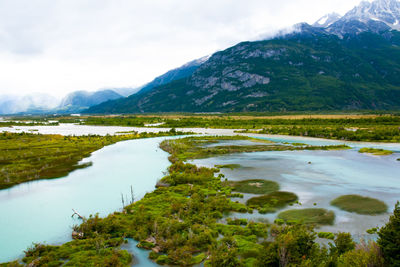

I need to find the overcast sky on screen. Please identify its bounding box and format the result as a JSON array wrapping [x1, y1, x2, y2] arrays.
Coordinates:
[[0, 0, 365, 97]]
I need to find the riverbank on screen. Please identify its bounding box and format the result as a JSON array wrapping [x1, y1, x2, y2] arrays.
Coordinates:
[[0, 130, 188, 189], [0, 136, 180, 263]]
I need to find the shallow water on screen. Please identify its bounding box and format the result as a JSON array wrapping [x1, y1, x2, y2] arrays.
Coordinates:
[[202, 139, 276, 148], [0, 137, 172, 263], [192, 140, 400, 240], [122, 239, 159, 267], [246, 134, 400, 152]]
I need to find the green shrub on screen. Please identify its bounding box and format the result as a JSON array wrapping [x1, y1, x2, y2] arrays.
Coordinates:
[[378, 201, 400, 266], [149, 251, 159, 260], [337, 241, 384, 267], [318, 232, 335, 240], [366, 227, 378, 234], [137, 240, 155, 249], [156, 255, 170, 265], [333, 233, 356, 255], [227, 218, 248, 225]]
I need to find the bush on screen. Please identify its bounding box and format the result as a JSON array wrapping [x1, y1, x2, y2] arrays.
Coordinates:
[[227, 218, 248, 225], [333, 233, 356, 255], [156, 255, 170, 265], [318, 232, 335, 240], [337, 241, 384, 267], [378, 201, 400, 266]]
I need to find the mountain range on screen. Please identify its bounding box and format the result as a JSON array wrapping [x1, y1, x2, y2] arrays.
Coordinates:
[[0, 94, 59, 115], [86, 0, 400, 113], [0, 56, 208, 115], [0, 89, 127, 115]]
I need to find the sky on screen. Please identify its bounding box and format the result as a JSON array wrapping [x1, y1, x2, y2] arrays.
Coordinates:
[[0, 0, 365, 98]]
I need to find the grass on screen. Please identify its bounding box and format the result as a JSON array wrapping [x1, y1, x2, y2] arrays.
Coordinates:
[[359, 147, 393, 156], [246, 191, 298, 213], [0, 130, 188, 189], [330, 195, 388, 215], [277, 208, 335, 225], [228, 179, 279, 194]]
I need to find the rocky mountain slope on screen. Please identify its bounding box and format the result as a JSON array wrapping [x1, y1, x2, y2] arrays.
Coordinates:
[[84, 0, 400, 113]]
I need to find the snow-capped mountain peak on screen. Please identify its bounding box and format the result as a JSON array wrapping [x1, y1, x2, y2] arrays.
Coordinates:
[[311, 0, 400, 36], [313, 13, 342, 28], [342, 0, 400, 28]]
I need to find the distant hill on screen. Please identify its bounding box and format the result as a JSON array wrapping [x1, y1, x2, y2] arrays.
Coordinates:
[[86, 0, 400, 113], [86, 56, 209, 113], [107, 87, 140, 97], [58, 90, 123, 113]]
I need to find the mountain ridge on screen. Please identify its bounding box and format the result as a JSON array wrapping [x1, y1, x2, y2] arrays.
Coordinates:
[[86, 28, 400, 113], [85, 0, 400, 114]]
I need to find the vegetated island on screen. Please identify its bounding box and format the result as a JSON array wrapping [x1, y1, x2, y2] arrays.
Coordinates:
[[277, 208, 336, 225], [331, 195, 388, 215], [358, 147, 394, 156], [6, 135, 400, 266], [0, 129, 187, 189], [246, 191, 299, 214], [227, 179, 279, 194]]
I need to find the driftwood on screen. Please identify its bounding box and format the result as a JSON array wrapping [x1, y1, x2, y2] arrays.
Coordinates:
[[71, 208, 84, 220]]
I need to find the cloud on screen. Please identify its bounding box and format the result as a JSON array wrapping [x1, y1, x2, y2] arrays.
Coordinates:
[[0, 0, 363, 97]]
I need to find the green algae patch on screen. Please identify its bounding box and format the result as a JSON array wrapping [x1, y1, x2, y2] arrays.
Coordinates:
[[277, 208, 335, 225], [246, 191, 298, 213], [229, 179, 280, 194], [215, 164, 242, 170], [359, 147, 393, 156], [330, 195, 388, 215]]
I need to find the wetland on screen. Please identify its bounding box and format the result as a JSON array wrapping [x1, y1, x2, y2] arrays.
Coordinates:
[[1, 121, 399, 266]]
